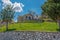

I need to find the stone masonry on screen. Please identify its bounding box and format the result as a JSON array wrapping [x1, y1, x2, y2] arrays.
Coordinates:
[[0, 31, 60, 40]]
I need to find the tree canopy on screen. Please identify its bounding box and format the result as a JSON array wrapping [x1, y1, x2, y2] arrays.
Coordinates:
[[42, 0, 60, 21], [0, 5, 15, 22]]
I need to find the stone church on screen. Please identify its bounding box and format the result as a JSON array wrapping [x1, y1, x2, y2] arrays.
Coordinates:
[[18, 13, 40, 22]]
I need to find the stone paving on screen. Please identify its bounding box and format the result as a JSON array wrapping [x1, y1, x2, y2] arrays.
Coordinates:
[[0, 31, 60, 40]]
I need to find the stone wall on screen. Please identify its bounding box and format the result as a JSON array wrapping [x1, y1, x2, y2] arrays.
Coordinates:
[[0, 31, 60, 40]]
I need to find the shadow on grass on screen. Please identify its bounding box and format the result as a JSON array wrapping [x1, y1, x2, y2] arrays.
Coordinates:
[[4, 28, 16, 32], [8, 28, 16, 31], [56, 29, 60, 32]]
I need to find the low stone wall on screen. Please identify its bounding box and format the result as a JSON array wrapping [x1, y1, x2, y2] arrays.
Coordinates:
[[0, 31, 60, 40]]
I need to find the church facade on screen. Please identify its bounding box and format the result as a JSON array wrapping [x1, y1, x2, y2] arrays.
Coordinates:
[[18, 13, 41, 23]]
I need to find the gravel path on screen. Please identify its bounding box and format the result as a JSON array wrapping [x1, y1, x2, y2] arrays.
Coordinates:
[[0, 31, 60, 40]]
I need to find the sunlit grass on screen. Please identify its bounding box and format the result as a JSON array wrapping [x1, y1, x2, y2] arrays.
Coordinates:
[[0, 22, 59, 32]]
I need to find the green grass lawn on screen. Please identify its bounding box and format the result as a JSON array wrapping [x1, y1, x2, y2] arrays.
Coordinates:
[[0, 22, 59, 32]]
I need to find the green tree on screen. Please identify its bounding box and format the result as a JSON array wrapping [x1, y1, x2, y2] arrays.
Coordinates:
[[42, 0, 60, 29], [0, 5, 15, 31]]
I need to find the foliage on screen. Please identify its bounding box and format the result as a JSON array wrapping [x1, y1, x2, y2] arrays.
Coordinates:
[[42, 0, 60, 21], [0, 5, 15, 22]]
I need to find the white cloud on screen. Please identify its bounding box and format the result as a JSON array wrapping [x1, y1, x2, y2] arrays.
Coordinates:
[[2, 0, 24, 12], [13, 2, 24, 12], [2, 0, 12, 5]]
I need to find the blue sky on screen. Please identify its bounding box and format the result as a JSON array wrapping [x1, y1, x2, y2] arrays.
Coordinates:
[[0, 0, 46, 22]]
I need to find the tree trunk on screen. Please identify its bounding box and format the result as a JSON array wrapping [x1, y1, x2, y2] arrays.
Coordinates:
[[6, 22, 8, 31], [58, 22, 60, 30], [57, 19, 60, 30]]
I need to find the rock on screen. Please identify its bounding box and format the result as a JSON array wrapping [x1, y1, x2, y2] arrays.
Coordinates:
[[0, 31, 60, 40]]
